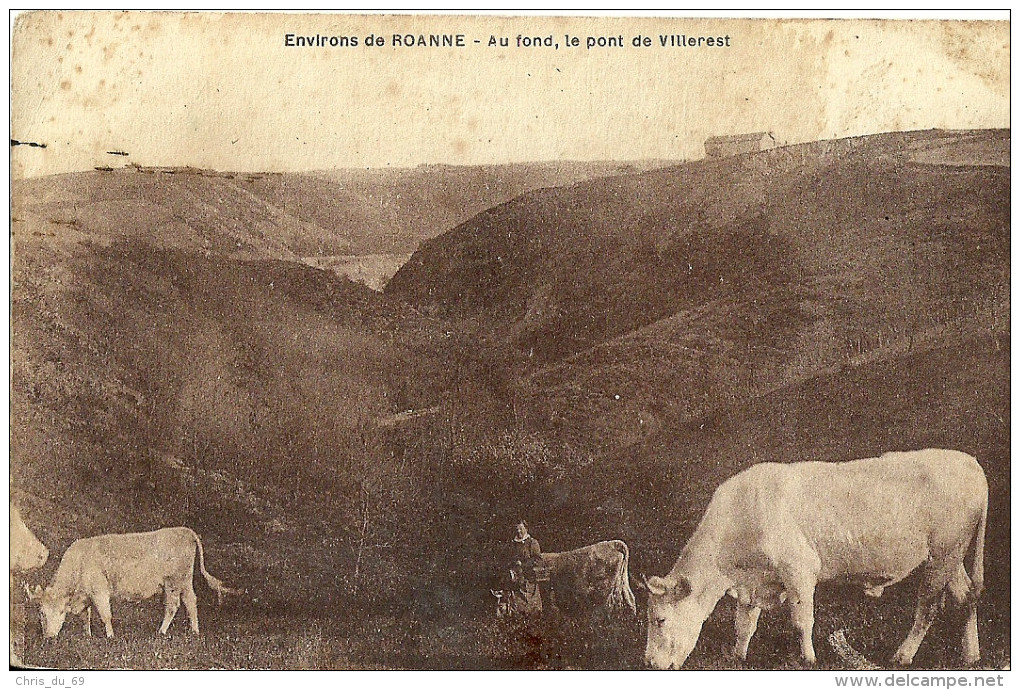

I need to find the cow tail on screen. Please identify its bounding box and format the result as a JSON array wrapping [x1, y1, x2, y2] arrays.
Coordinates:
[[618, 541, 637, 615], [189, 529, 243, 605], [965, 495, 987, 604]]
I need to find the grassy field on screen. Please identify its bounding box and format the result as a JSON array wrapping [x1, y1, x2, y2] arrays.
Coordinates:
[[18, 580, 1008, 671]]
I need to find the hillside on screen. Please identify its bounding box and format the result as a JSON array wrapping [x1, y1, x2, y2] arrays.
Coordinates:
[[12, 160, 677, 282], [388, 129, 1008, 360], [10, 227, 455, 606], [387, 128, 1009, 454], [251, 161, 678, 256]]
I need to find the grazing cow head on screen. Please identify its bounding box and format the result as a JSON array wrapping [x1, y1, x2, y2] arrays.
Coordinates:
[[490, 589, 513, 618], [25, 585, 72, 639], [640, 573, 721, 669]]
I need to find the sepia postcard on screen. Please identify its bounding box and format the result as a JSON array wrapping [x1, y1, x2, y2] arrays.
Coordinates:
[[9, 11, 1009, 679]]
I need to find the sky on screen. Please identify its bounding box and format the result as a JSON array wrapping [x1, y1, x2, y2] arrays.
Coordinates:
[[10, 12, 1010, 179]]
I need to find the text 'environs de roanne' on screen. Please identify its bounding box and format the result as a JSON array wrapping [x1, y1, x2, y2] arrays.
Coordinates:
[[283, 34, 468, 48]]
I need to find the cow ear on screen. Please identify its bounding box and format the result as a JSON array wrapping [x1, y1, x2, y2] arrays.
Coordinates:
[[490, 589, 500, 598], [644, 575, 693, 598], [645, 575, 669, 596], [633, 574, 647, 592]]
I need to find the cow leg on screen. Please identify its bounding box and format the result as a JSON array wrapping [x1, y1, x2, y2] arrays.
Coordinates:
[[82, 607, 92, 638], [542, 582, 558, 614], [788, 586, 817, 664], [776, 558, 820, 665], [159, 588, 181, 635], [892, 561, 955, 666], [947, 564, 980, 665], [182, 583, 200, 635], [92, 593, 114, 638], [733, 603, 761, 661]]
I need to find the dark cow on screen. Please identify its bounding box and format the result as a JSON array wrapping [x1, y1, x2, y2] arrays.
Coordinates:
[[641, 449, 988, 669], [28, 527, 242, 638], [498, 539, 637, 617]]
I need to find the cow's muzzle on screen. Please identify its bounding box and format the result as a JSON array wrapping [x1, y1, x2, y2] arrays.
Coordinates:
[[643, 653, 678, 670]]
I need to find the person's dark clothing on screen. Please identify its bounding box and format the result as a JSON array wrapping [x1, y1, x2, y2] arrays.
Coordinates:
[[511, 536, 542, 576], [510, 535, 553, 613]]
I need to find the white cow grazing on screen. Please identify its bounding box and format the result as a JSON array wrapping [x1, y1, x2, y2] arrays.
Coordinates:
[[642, 449, 988, 669], [29, 527, 242, 638]]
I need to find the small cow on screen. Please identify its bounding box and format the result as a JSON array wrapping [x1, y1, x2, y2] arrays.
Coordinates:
[[641, 449, 988, 669], [28, 527, 242, 638], [502, 540, 637, 617]]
